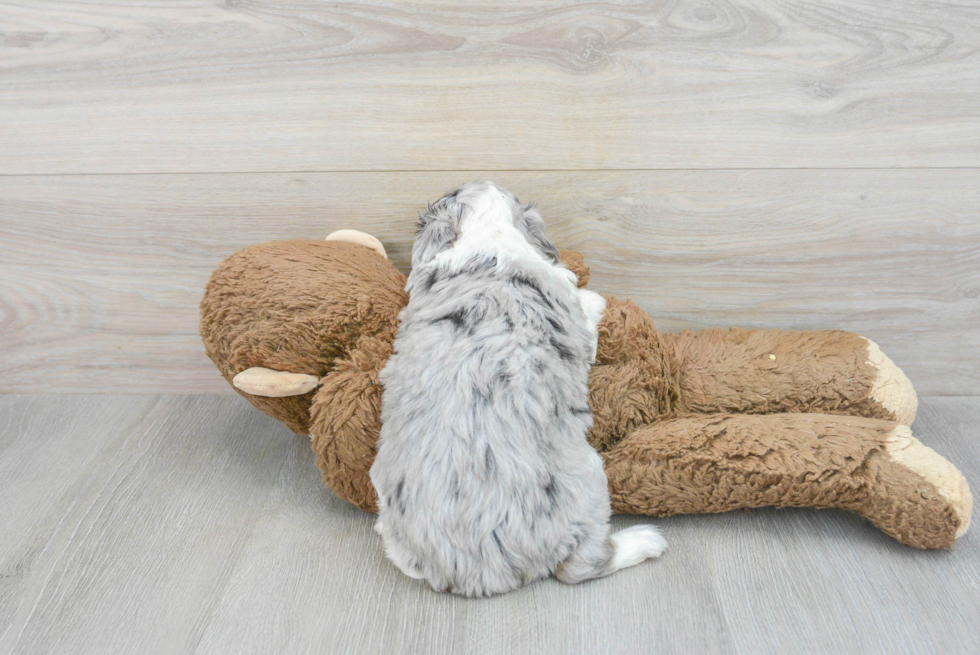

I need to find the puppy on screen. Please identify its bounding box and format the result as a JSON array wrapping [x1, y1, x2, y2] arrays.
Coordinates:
[[369, 182, 665, 597]]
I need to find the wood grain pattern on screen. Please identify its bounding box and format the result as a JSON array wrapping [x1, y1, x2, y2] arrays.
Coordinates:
[[3, 2, 975, 651], [0, 394, 977, 654], [1, 0, 978, 173], [0, 395, 296, 654], [2, 170, 978, 395]]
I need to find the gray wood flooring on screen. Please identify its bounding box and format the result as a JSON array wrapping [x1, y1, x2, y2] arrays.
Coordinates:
[[0, 395, 976, 655]]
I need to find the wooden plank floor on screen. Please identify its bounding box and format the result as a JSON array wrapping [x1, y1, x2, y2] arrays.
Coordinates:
[[0, 394, 976, 655]]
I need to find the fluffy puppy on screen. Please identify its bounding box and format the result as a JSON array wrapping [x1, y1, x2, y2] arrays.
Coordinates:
[[370, 182, 665, 597]]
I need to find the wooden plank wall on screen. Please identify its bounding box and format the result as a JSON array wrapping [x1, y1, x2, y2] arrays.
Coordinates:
[[1, 1, 978, 395]]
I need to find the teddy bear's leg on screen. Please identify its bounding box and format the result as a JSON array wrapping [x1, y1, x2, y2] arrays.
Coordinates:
[[663, 327, 917, 425], [587, 296, 682, 451], [307, 338, 392, 513], [601, 413, 971, 549]]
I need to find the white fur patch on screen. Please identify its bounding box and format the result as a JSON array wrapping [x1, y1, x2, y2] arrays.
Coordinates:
[[579, 289, 606, 362], [609, 525, 667, 570], [431, 183, 578, 289]]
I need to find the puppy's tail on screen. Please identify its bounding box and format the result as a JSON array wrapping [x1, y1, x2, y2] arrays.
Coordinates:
[[556, 524, 666, 585], [608, 525, 667, 570]]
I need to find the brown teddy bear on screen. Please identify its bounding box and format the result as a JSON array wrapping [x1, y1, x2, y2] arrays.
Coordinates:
[[200, 231, 971, 550]]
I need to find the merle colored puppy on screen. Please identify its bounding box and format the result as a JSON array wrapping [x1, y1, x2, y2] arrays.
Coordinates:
[[370, 181, 665, 597]]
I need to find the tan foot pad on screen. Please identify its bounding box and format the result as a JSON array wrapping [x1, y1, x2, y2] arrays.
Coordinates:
[[866, 338, 918, 426], [886, 426, 972, 538]]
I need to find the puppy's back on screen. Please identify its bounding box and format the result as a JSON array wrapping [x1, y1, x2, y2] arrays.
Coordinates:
[[372, 256, 605, 597]]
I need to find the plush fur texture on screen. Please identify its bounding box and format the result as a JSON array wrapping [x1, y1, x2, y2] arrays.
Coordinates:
[[370, 182, 661, 596], [200, 239, 406, 435], [199, 216, 972, 551]]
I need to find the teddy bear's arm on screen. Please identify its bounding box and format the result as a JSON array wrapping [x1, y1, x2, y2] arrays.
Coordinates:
[[308, 339, 391, 512], [663, 328, 918, 426], [601, 412, 971, 549], [557, 250, 590, 288], [593, 295, 917, 429]]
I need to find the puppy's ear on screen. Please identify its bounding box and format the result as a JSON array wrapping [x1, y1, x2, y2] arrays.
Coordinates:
[[406, 198, 460, 292], [516, 204, 560, 264]]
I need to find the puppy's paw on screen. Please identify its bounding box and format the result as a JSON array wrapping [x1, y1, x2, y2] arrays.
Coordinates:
[[374, 518, 385, 536], [609, 525, 667, 570], [579, 289, 606, 363], [579, 289, 607, 330]]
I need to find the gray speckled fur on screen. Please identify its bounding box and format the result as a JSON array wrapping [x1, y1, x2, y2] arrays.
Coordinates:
[[371, 182, 639, 597]]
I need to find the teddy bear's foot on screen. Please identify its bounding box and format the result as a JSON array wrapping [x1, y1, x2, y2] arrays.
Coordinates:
[[326, 229, 387, 259], [865, 338, 918, 426], [883, 425, 971, 539]]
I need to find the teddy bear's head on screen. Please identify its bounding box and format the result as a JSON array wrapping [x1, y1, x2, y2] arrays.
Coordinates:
[[200, 239, 408, 434]]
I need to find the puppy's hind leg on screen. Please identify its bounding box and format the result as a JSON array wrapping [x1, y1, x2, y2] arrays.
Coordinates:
[[375, 518, 428, 581], [555, 524, 666, 585], [380, 536, 427, 581]]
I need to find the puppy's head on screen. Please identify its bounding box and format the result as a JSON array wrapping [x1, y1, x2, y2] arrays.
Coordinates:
[[407, 182, 559, 291]]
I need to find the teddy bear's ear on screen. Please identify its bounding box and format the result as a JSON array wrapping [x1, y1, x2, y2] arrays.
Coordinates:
[[325, 230, 387, 259], [233, 367, 320, 397], [557, 250, 591, 288]]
